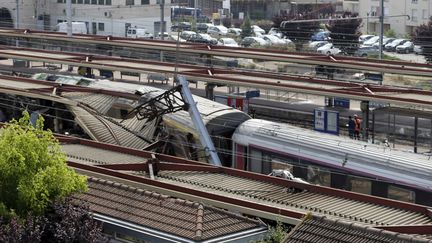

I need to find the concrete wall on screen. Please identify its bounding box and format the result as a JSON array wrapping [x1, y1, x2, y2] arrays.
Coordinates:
[[42, 0, 171, 37], [358, 0, 432, 36], [0, 0, 37, 29]]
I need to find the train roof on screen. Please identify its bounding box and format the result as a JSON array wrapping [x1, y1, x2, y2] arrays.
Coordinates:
[[232, 119, 432, 192], [35, 73, 250, 135]]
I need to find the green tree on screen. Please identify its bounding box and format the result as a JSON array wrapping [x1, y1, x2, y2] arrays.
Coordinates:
[[385, 29, 397, 38], [0, 112, 87, 216], [241, 15, 253, 38], [413, 17, 432, 63]]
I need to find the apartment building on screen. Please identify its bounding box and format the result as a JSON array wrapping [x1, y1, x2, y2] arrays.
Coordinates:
[[343, 0, 432, 36], [0, 0, 171, 37]]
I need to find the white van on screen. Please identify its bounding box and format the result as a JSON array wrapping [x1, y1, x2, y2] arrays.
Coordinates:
[[54, 22, 87, 34], [126, 27, 153, 39]]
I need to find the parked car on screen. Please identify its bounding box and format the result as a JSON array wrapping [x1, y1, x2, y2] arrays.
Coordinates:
[[385, 39, 408, 52], [171, 21, 192, 31], [414, 45, 423, 55], [196, 23, 214, 33], [359, 34, 374, 44], [207, 25, 228, 35], [218, 38, 239, 47], [240, 36, 267, 47], [261, 34, 286, 45], [362, 36, 379, 46], [317, 43, 341, 55], [252, 25, 266, 36], [180, 30, 196, 40], [268, 28, 283, 38], [308, 41, 329, 51], [311, 31, 331, 41], [355, 45, 379, 57], [396, 41, 414, 53], [186, 33, 218, 45], [228, 28, 242, 36], [373, 37, 395, 48]]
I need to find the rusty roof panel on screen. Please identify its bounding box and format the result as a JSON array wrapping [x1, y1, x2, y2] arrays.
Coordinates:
[[73, 177, 265, 241], [156, 171, 432, 226], [283, 215, 431, 243]]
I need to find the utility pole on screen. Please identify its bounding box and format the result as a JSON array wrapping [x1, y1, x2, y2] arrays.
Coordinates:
[[15, 0, 19, 29], [66, 0, 72, 37], [379, 0, 384, 59], [15, 0, 19, 47], [194, 0, 197, 22], [160, 0, 165, 40]]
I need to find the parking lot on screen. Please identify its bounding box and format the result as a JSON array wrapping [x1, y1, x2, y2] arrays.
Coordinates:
[[384, 51, 426, 63]]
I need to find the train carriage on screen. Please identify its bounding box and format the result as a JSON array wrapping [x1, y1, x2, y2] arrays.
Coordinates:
[[232, 119, 432, 206]]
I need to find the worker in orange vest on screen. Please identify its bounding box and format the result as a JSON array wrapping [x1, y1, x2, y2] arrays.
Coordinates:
[[354, 114, 361, 140]]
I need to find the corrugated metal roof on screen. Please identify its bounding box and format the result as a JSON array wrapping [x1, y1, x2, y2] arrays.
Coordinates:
[[283, 215, 432, 243], [68, 105, 151, 149], [155, 170, 432, 226], [61, 140, 432, 238], [73, 177, 266, 242], [62, 92, 118, 114]]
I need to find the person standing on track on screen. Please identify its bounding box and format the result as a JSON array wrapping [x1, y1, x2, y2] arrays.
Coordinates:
[[354, 114, 361, 140]]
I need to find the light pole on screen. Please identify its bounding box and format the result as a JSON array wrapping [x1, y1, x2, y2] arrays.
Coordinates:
[[66, 0, 72, 37], [366, 12, 369, 34], [378, 0, 384, 59]]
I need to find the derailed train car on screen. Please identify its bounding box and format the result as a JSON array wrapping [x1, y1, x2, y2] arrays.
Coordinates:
[[231, 119, 432, 206]]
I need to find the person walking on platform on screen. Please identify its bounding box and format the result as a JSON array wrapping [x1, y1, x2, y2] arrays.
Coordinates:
[[354, 114, 361, 140], [347, 116, 355, 139]]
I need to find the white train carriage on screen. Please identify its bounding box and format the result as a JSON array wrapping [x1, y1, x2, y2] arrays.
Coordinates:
[[232, 119, 432, 206]]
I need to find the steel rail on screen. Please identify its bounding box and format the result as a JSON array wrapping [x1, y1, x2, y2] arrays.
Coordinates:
[[1, 47, 432, 109], [0, 28, 431, 77]]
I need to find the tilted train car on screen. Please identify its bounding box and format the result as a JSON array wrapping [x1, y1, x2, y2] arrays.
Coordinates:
[[232, 119, 432, 206]]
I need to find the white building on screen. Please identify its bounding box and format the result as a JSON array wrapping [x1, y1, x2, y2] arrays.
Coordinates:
[[0, 0, 171, 37], [343, 0, 432, 36]]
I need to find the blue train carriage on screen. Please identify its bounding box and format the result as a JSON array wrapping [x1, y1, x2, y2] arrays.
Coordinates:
[[161, 94, 250, 166], [232, 119, 432, 206]]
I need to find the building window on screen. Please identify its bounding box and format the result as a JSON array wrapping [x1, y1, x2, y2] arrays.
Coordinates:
[[422, 9, 427, 19], [412, 0, 418, 3], [72, 0, 76, 3], [412, 9, 418, 21], [91, 0, 97, 4], [57, 0, 64, 3], [388, 185, 415, 203], [98, 22, 105, 31], [106, 0, 112, 5], [78, 0, 83, 3], [98, 0, 104, 4], [84, 0, 90, 3], [126, 0, 134, 5], [141, 0, 149, 4]]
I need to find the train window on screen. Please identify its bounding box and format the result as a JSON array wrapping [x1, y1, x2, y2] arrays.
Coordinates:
[[348, 176, 371, 195], [249, 149, 262, 173], [307, 166, 331, 187], [388, 185, 415, 203]]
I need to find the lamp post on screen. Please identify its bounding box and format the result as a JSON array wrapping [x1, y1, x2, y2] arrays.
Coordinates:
[[378, 0, 384, 59]]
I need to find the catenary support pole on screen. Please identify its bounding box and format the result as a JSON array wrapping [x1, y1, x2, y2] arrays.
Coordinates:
[[66, 0, 72, 37], [177, 76, 222, 166], [379, 0, 384, 59]]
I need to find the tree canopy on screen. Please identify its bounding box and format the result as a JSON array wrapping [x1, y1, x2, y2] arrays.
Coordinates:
[[241, 15, 253, 38], [412, 17, 432, 63], [0, 112, 87, 216], [326, 12, 362, 55]]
